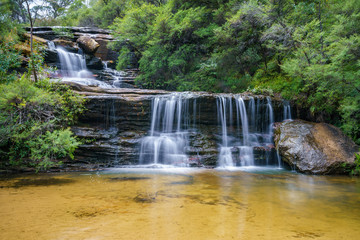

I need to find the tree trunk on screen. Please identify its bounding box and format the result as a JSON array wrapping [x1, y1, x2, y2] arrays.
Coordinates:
[[24, 0, 38, 82]]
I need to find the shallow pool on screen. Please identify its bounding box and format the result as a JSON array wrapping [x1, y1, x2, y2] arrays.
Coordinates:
[[0, 168, 359, 239]]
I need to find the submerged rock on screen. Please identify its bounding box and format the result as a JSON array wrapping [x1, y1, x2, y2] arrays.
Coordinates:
[[274, 120, 359, 174]]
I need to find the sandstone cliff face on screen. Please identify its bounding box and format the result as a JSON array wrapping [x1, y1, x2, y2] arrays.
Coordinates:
[[274, 120, 359, 174], [66, 86, 286, 168]]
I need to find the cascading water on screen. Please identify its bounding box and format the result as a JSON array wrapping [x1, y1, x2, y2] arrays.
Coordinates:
[[283, 100, 292, 120], [139, 93, 195, 167], [56, 46, 92, 78], [265, 96, 274, 142], [47, 41, 112, 88], [216, 95, 291, 168], [103, 61, 125, 87], [217, 96, 234, 167], [235, 96, 254, 166]]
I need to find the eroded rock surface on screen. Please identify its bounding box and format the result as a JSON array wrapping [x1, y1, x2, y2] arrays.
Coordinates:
[[274, 120, 359, 174], [77, 36, 100, 54]]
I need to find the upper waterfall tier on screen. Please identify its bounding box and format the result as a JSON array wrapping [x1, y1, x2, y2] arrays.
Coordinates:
[[47, 41, 137, 89]]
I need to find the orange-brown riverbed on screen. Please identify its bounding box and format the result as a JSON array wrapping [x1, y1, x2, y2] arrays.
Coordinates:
[[0, 167, 359, 240]]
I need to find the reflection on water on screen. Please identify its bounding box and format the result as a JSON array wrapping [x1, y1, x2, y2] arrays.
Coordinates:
[[0, 169, 360, 239]]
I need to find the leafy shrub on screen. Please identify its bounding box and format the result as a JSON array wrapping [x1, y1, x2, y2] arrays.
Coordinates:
[[0, 76, 85, 171], [0, 35, 21, 83], [28, 129, 80, 171]]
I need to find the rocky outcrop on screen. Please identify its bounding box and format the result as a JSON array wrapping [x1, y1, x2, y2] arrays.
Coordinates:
[[26, 26, 119, 62], [53, 39, 77, 50], [274, 120, 359, 174], [22, 33, 48, 45], [77, 36, 100, 54]]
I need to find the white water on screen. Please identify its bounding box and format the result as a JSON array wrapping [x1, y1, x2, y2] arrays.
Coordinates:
[[139, 93, 195, 166], [283, 100, 292, 120], [48, 41, 113, 88], [138, 94, 292, 168], [217, 95, 291, 168], [217, 96, 234, 167], [103, 61, 126, 88], [56, 46, 92, 78]]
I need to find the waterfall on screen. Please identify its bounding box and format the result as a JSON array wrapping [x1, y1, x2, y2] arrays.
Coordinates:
[[249, 96, 256, 131], [217, 95, 283, 168], [138, 93, 292, 168], [283, 100, 292, 120], [265, 96, 274, 142], [56, 46, 92, 78], [235, 96, 254, 166], [217, 96, 234, 167], [235, 97, 249, 146], [47, 41, 56, 50], [139, 93, 195, 166], [103, 61, 124, 88], [47, 41, 113, 88]]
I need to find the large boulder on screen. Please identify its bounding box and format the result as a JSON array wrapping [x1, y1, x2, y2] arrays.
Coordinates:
[[76, 36, 100, 54], [274, 120, 359, 174]]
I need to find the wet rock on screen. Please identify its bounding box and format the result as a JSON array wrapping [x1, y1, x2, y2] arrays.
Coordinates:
[[44, 49, 58, 64], [77, 36, 100, 54], [86, 56, 103, 70], [274, 120, 359, 174], [133, 193, 156, 203], [187, 127, 219, 166]]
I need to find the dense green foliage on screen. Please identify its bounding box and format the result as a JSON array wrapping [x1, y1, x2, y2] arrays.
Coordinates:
[[0, 75, 86, 171], [0, 4, 86, 171], [59, 0, 359, 143]]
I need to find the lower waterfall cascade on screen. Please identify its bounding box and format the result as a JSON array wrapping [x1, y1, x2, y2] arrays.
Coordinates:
[[136, 93, 292, 168], [216, 95, 282, 168], [139, 93, 196, 166]]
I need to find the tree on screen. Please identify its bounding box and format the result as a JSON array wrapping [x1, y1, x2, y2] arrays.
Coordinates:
[[24, 0, 38, 82], [43, 0, 75, 19]]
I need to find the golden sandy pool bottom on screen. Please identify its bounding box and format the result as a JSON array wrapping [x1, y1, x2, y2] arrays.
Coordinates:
[[0, 168, 359, 240]]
